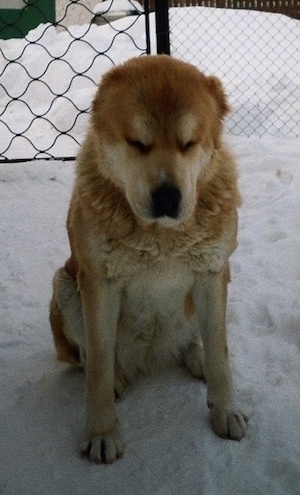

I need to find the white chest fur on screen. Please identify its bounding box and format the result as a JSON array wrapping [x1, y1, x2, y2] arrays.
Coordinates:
[[123, 259, 194, 319], [115, 259, 197, 376]]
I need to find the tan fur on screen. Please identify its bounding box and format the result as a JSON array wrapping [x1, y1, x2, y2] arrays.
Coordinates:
[[49, 55, 247, 464], [49, 297, 79, 365]]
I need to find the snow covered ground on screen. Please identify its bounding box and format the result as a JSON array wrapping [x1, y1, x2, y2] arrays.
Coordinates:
[[0, 6, 300, 495]]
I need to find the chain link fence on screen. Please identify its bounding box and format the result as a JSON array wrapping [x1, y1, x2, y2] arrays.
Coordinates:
[[169, 3, 300, 136], [0, 1, 151, 161]]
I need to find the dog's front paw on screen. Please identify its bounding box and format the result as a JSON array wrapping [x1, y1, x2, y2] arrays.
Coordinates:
[[81, 430, 124, 464], [209, 406, 248, 441]]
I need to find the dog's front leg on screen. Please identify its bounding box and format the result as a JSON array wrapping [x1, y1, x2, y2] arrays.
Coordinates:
[[195, 264, 247, 441], [79, 271, 123, 463]]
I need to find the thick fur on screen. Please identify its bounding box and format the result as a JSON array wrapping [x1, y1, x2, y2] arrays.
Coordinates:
[[49, 55, 247, 464]]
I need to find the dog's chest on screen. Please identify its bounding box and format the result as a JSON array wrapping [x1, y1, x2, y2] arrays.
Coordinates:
[[102, 236, 229, 280], [122, 259, 194, 328]]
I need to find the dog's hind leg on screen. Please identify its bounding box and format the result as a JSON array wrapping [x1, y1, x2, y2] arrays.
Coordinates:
[[49, 267, 86, 368], [182, 338, 206, 381]]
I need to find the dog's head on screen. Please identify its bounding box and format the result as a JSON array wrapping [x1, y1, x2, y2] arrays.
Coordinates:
[[91, 56, 230, 228]]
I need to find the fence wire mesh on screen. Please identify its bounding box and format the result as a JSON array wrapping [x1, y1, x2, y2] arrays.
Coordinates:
[[170, 5, 300, 137], [0, 1, 150, 161], [0, 1, 299, 161]]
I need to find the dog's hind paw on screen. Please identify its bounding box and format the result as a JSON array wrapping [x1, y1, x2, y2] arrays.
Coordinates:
[[81, 430, 124, 464], [210, 406, 248, 441]]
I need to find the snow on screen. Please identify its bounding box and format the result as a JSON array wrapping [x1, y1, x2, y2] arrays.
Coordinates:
[[0, 6, 300, 495]]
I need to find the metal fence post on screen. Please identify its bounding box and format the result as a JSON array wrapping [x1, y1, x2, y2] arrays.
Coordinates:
[[154, 0, 170, 54], [143, 0, 151, 54]]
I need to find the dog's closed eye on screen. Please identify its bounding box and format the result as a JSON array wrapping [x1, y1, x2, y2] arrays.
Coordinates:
[[179, 141, 197, 153], [127, 140, 152, 154]]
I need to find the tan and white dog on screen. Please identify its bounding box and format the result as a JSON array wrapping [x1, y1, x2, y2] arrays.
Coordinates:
[[49, 55, 247, 464]]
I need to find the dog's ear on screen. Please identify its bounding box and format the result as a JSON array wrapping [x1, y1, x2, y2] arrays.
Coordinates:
[[206, 76, 231, 121], [204, 75, 231, 148]]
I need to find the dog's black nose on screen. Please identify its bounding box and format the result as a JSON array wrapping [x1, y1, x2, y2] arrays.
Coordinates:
[[151, 183, 181, 219]]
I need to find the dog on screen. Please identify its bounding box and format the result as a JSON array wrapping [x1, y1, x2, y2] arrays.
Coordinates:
[[49, 55, 247, 464]]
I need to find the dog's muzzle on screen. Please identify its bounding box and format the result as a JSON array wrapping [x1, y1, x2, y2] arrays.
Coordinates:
[[151, 183, 181, 219]]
